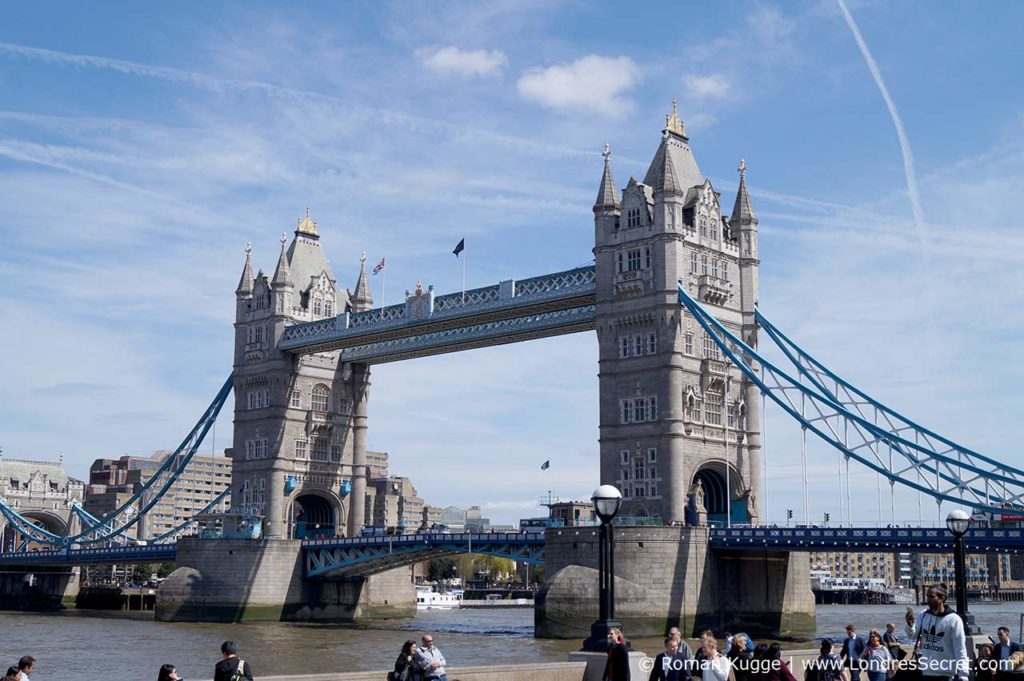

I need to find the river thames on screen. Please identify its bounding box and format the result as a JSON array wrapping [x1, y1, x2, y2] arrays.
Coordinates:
[[1, 603, 1022, 680]]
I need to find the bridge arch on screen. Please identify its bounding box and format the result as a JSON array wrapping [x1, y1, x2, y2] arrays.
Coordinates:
[[289, 489, 344, 540], [0, 510, 69, 551], [692, 464, 747, 525]]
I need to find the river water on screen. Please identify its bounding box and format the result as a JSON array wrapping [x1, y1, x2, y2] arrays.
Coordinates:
[[1, 604, 1022, 681]]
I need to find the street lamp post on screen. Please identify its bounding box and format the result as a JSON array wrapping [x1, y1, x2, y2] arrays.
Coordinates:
[[582, 484, 623, 652], [945, 509, 981, 635]]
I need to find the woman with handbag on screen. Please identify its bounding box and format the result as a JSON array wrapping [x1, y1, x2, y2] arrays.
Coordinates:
[[394, 640, 422, 681]]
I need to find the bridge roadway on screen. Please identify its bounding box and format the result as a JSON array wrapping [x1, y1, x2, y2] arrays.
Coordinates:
[[1, 527, 1021, 572]]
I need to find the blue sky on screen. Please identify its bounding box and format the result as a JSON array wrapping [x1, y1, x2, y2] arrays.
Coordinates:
[[1, 1, 1022, 525]]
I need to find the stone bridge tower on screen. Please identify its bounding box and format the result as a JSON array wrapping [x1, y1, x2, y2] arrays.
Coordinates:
[[231, 210, 371, 540], [593, 101, 762, 526]]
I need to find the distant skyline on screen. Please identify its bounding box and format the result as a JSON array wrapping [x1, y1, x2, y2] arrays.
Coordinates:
[[1, 1, 1022, 525]]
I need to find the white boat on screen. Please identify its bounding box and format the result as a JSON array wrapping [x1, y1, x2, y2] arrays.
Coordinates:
[[415, 585, 462, 610]]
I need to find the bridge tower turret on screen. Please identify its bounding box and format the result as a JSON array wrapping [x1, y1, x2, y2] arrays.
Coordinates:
[[230, 208, 367, 540], [594, 101, 761, 525]]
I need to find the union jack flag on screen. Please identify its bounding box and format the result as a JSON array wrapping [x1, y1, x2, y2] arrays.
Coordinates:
[[373, 257, 385, 275]]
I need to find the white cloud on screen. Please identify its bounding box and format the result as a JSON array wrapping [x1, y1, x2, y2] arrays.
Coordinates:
[[684, 73, 732, 99], [416, 45, 508, 77], [516, 55, 640, 118]]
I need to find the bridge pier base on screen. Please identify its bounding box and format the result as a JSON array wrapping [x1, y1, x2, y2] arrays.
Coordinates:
[[155, 538, 415, 622], [0, 566, 79, 611], [534, 526, 814, 640]]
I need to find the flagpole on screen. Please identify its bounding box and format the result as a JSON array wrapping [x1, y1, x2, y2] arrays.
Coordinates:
[[462, 252, 466, 303], [381, 265, 386, 307]]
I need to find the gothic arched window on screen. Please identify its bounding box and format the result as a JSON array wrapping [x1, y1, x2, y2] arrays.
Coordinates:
[[311, 384, 329, 412]]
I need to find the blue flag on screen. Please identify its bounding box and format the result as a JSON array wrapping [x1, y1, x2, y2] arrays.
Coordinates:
[[540, 460, 550, 470]]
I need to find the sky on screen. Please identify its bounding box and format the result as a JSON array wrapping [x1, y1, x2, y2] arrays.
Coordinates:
[[1, 1, 1022, 527]]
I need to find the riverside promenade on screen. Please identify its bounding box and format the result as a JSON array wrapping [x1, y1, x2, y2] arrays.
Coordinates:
[[186, 648, 830, 681]]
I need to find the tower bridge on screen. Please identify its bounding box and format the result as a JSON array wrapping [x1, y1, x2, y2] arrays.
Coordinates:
[[2, 103, 1021, 636]]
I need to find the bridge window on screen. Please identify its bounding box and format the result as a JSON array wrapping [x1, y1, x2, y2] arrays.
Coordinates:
[[700, 217, 707, 238], [644, 247, 651, 269], [690, 251, 699, 274], [649, 482, 657, 497], [701, 255, 708, 275], [627, 249, 641, 271], [620, 337, 629, 358], [312, 438, 329, 462], [702, 334, 720, 359], [330, 444, 342, 463], [686, 395, 703, 421], [727, 403, 737, 429], [621, 450, 630, 465], [712, 258, 719, 278], [626, 207, 642, 228], [634, 335, 643, 356], [311, 384, 330, 412], [722, 261, 729, 280], [313, 299, 323, 317], [620, 396, 658, 424], [290, 390, 301, 408], [295, 440, 308, 460], [705, 392, 723, 425], [245, 439, 268, 460], [325, 300, 333, 316], [685, 332, 694, 355], [648, 333, 656, 354], [617, 252, 624, 273], [648, 448, 657, 463]]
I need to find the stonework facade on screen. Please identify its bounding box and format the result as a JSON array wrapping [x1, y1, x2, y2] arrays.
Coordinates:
[[231, 210, 372, 539], [594, 106, 762, 524], [0, 458, 84, 549]]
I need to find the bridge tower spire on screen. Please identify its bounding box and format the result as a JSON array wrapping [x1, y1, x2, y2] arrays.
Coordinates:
[[594, 101, 761, 526], [731, 158, 762, 518], [350, 252, 374, 312]]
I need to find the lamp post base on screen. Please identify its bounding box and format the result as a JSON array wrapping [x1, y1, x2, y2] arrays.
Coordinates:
[[962, 611, 982, 636], [582, 619, 625, 652]]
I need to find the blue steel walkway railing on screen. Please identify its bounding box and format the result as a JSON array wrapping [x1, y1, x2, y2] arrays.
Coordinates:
[[302, 531, 545, 578], [711, 526, 1024, 553]]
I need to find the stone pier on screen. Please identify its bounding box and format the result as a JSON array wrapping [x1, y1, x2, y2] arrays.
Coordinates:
[[0, 565, 79, 611], [535, 525, 814, 639], [155, 538, 415, 622]]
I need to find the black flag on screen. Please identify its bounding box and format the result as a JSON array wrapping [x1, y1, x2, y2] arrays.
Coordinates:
[[452, 238, 465, 257]]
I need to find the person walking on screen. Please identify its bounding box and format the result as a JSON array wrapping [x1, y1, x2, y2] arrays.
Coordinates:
[[394, 641, 422, 681], [904, 584, 969, 681], [417, 634, 448, 681], [650, 636, 693, 681], [883, 624, 905, 661], [605, 628, 630, 681], [214, 640, 254, 681], [728, 633, 755, 681], [158, 664, 182, 681], [813, 639, 849, 681], [763, 643, 798, 681], [841, 626, 867, 681], [975, 644, 996, 681], [666, 628, 695, 680], [993, 626, 1022, 678], [699, 636, 732, 681], [859, 630, 892, 681]]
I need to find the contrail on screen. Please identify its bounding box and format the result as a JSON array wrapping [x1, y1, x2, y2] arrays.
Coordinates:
[[835, 0, 929, 253], [0, 41, 607, 163]]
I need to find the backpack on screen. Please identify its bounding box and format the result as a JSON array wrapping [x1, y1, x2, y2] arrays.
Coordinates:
[[230, 660, 247, 681]]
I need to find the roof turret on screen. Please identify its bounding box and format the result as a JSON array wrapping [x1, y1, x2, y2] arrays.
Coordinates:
[[730, 159, 758, 227], [272, 233, 293, 288], [593, 143, 620, 211], [350, 252, 374, 311], [235, 243, 254, 296]]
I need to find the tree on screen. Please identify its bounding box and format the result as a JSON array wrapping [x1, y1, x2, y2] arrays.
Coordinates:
[[156, 561, 176, 578], [427, 558, 457, 582]]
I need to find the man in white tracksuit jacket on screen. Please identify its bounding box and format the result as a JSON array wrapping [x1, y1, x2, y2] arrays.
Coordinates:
[[905, 584, 970, 681]]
